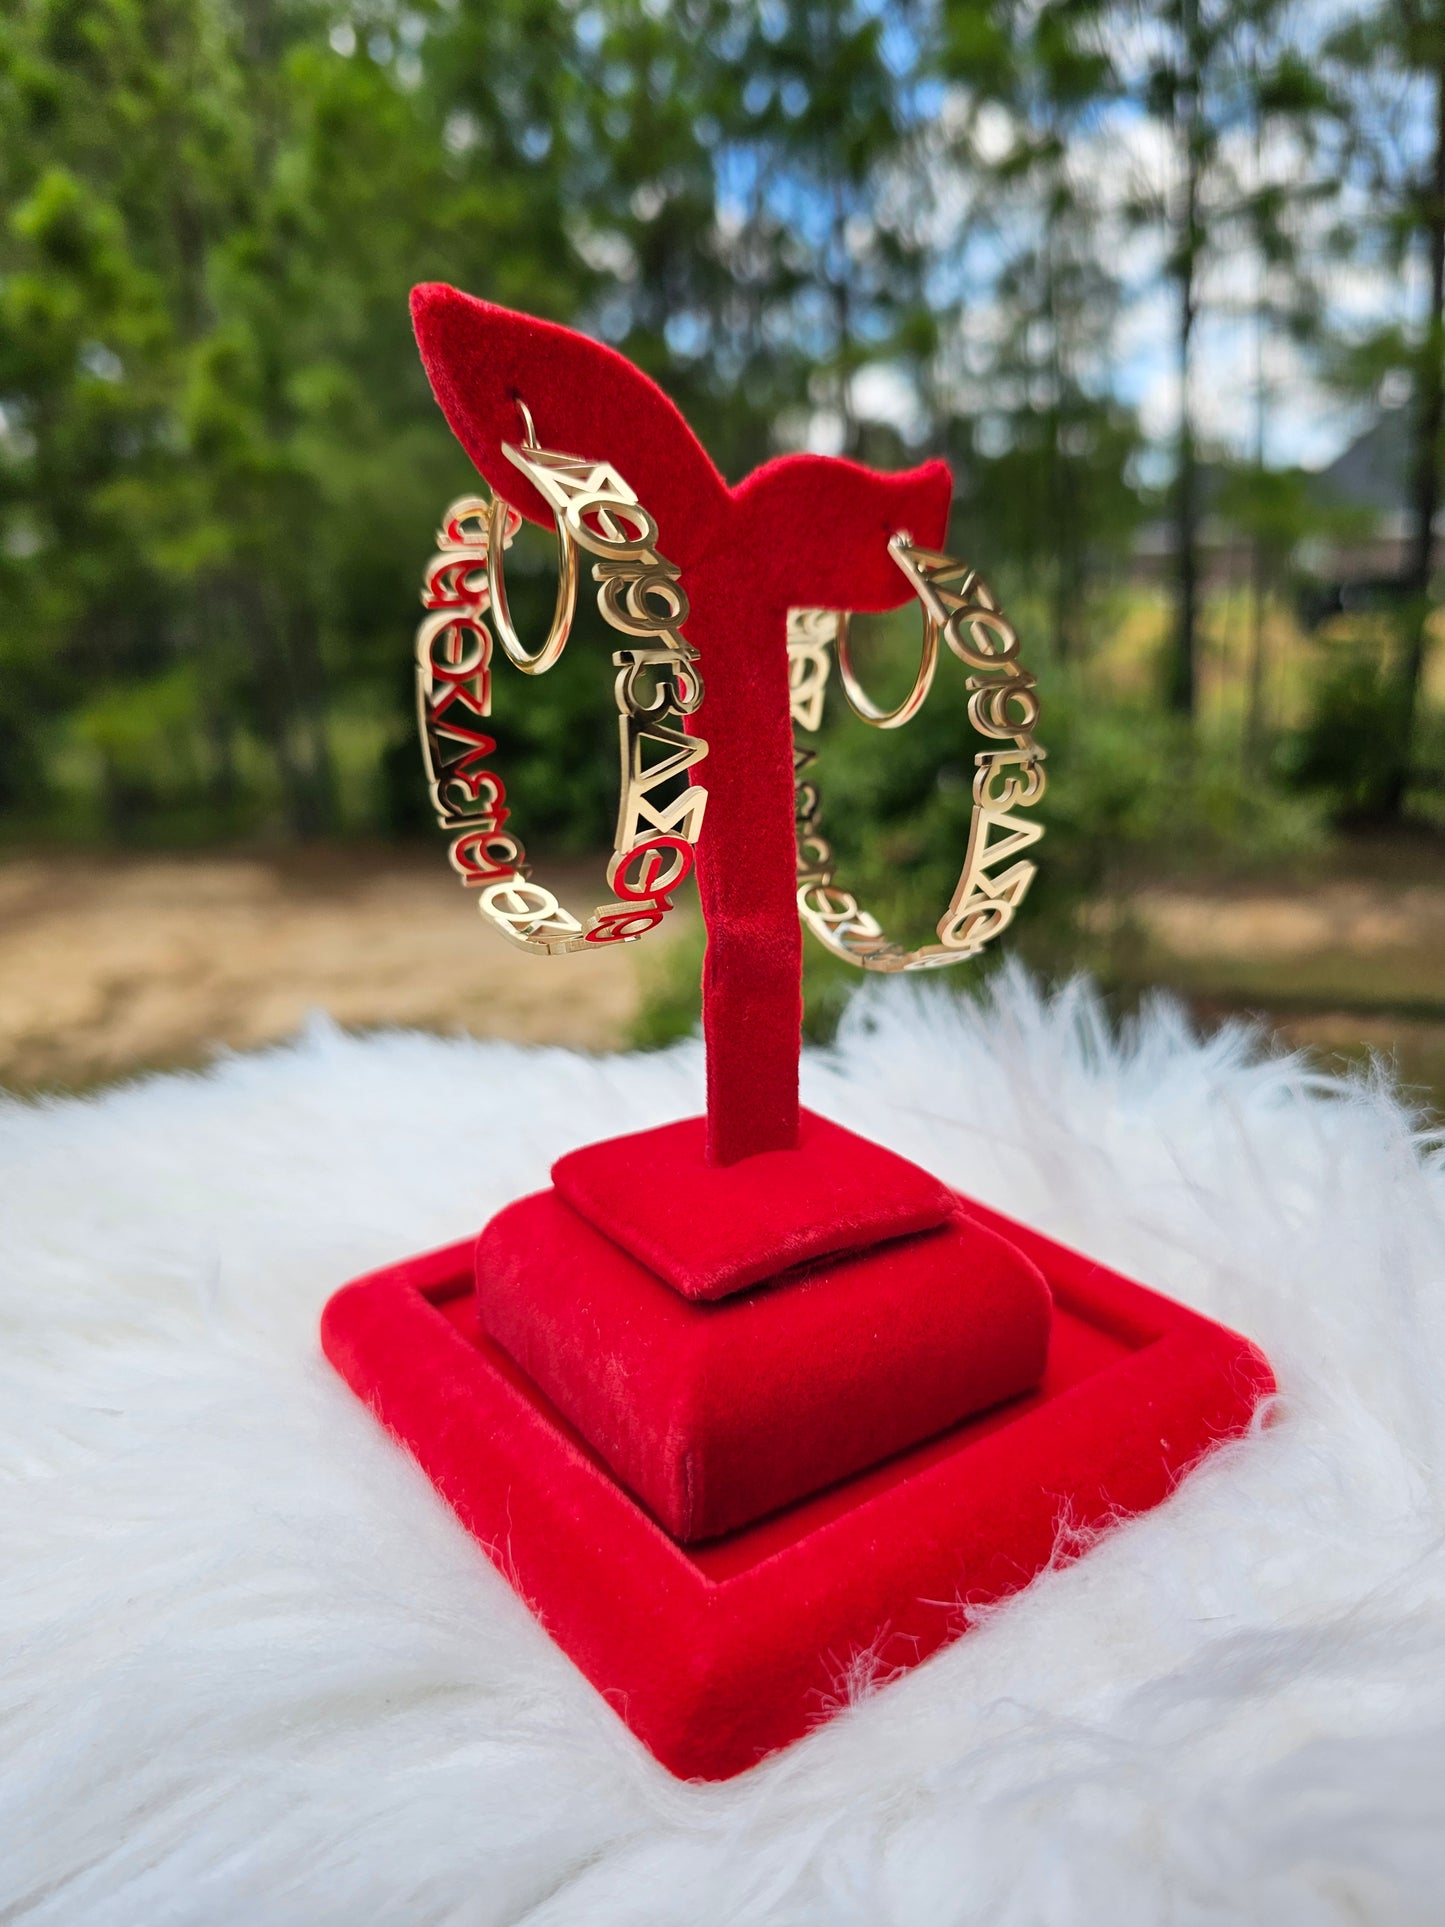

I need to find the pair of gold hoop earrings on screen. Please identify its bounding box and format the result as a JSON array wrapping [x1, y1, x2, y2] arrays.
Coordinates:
[[788, 536, 1046, 971], [416, 412, 1044, 968], [415, 404, 707, 954]]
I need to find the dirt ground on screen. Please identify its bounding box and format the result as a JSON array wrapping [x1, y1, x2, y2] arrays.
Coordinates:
[[1101, 858, 1445, 1117], [1, 846, 1443, 1114], [0, 848, 694, 1092], [1129, 878, 1445, 969]]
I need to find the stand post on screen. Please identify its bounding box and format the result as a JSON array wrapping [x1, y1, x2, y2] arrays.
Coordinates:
[[409, 282, 951, 1166]]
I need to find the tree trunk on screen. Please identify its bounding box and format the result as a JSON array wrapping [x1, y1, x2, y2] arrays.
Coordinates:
[[1050, 432, 1074, 664], [1170, 272, 1199, 716], [187, 590, 238, 819], [1244, 535, 1268, 774], [232, 577, 315, 837], [1386, 59, 1445, 818], [1043, 229, 1078, 664], [287, 605, 337, 835], [1244, 86, 1268, 774], [832, 192, 855, 457], [1169, 0, 1203, 720]]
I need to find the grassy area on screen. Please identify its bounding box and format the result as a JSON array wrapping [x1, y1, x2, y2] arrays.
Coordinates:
[[1090, 830, 1445, 1120], [0, 834, 1440, 1123], [4, 588, 1443, 1117], [1088, 586, 1445, 725]]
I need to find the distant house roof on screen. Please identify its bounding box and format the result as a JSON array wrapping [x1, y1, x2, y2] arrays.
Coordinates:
[[1128, 408, 1445, 580], [1314, 408, 1412, 517]]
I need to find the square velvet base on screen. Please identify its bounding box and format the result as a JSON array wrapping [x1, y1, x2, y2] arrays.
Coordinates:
[[321, 1196, 1274, 1782]]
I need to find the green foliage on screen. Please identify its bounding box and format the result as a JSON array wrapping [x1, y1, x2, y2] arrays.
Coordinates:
[[1279, 639, 1408, 821], [0, 0, 1436, 916], [0, 0, 961, 848], [1217, 463, 1328, 563], [803, 654, 1319, 967], [0, 0, 636, 844], [633, 627, 1322, 1050]]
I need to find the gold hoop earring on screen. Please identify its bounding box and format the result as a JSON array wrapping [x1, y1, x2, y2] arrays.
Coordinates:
[[788, 536, 1045, 971], [833, 533, 939, 728], [415, 416, 707, 956], [485, 401, 581, 675]]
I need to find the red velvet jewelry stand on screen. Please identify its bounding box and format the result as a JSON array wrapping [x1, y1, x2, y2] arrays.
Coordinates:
[[321, 287, 1275, 1781]]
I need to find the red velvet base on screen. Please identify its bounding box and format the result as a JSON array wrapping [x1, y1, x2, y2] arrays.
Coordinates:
[[551, 1110, 955, 1300], [321, 1197, 1275, 1782], [476, 1191, 1052, 1542]]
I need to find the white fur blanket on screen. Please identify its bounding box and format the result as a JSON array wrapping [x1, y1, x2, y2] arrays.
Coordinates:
[[3, 973, 1444, 1924]]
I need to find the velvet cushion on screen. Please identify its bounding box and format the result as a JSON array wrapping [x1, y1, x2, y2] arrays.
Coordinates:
[[475, 1188, 1052, 1542], [551, 1108, 955, 1301]]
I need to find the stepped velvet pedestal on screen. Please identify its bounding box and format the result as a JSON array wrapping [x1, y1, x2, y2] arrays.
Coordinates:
[[319, 288, 1275, 1782], [476, 1111, 1054, 1543], [322, 1177, 1274, 1782]]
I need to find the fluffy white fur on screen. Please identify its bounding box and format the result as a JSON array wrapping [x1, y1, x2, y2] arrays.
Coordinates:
[[3, 970, 1445, 1925]]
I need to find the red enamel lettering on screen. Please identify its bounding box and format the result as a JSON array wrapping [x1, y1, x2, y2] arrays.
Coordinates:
[[449, 828, 523, 886], [585, 909, 666, 943], [612, 836, 694, 902]]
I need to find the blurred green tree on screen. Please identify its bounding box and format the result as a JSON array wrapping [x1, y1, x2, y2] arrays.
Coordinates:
[[937, 0, 1143, 663], [0, 0, 601, 839], [0, 0, 1434, 871], [1323, 0, 1445, 819], [1121, 0, 1332, 722]]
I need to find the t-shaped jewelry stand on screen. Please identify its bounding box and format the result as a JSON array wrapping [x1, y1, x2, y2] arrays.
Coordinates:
[[321, 288, 1274, 1780]]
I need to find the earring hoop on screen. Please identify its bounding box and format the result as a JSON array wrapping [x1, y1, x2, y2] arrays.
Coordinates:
[[416, 418, 707, 956], [832, 533, 939, 728], [486, 401, 581, 675], [788, 537, 1045, 971]]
